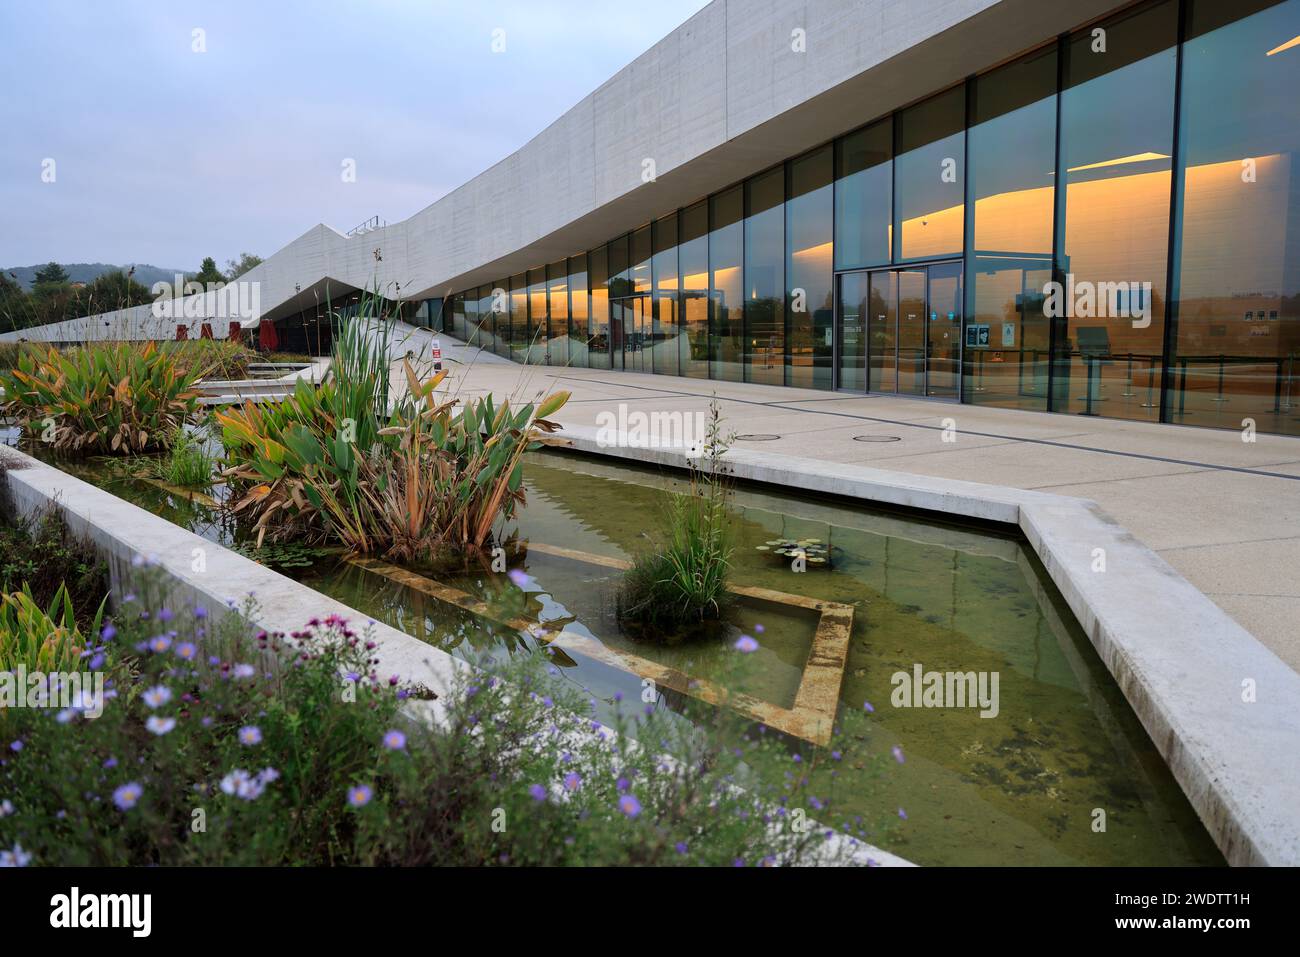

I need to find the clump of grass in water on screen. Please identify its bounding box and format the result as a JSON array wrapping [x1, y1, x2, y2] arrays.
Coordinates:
[[157, 425, 215, 488], [619, 399, 734, 641]]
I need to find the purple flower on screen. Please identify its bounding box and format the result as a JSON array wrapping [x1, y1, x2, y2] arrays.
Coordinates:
[[346, 784, 373, 808], [238, 725, 262, 746], [232, 663, 256, 679], [145, 716, 176, 736], [563, 772, 581, 792], [7, 741, 21, 753], [100, 623, 117, 641], [157, 608, 173, 623], [618, 794, 641, 818], [733, 635, 759, 654], [528, 783, 547, 802], [863, 701, 875, 713], [507, 569, 529, 588], [175, 642, 198, 661], [382, 730, 406, 751], [675, 842, 689, 855], [891, 745, 905, 764], [194, 606, 208, 619], [112, 782, 143, 811], [148, 635, 171, 654]]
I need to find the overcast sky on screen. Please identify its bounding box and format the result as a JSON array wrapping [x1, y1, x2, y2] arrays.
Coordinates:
[[0, 0, 711, 271]]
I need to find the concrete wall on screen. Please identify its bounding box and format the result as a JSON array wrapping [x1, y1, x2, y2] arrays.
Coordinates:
[[3, 0, 1124, 345]]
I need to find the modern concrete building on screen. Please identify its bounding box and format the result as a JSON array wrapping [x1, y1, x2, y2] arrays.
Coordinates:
[[10, 0, 1300, 435]]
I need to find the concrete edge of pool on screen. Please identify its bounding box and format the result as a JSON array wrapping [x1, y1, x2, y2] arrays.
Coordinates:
[[549, 424, 1300, 867], [0, 445, 913, 868]]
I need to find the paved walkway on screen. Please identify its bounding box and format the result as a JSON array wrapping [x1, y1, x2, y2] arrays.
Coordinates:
[[429, 338, 1300, 674]]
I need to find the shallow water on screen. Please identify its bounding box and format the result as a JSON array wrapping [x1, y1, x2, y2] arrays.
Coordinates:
[[35, 444, 1223, 866]]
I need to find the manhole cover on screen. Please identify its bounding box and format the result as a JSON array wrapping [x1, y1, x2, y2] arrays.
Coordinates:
[[853, 435, 902, 443], [735, 433, 781, 441]]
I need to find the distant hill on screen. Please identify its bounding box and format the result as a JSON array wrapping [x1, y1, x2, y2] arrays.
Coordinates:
[[3, 263, 189, 291]]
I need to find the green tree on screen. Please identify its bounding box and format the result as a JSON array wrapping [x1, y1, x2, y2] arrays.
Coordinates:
[[224, 252, 262, 281], [78, 269, 152, 317], [32, 262, 69, 285], [192, 256, 226, 287]]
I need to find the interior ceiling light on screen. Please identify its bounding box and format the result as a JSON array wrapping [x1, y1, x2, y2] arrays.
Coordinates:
[[1266, 35, 1300, 56], [1065, 151, 1170, 173]]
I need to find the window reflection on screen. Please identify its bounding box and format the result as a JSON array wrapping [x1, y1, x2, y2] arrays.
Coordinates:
[[710, 187, 743, 381], [680, 202, 709, 378], [965, 46, 1057, 410], [787, 146, 834, 389], [745, 167, 785, 385], [895, 87, 965, 262], [1170, 0, 1300, 435]]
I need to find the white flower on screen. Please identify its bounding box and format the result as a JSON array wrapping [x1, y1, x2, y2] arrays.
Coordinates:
[[142, 685, 172, 709], [0, 799, 13, 817], [0, 843, 32, 867], [145, 715, 176, 735]]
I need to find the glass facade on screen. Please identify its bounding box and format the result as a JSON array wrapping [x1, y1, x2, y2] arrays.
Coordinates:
[[439, 0, 1299, 436]]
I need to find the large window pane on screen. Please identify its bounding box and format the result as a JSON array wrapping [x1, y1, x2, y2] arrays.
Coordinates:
[[493, 281, 511, 358], [894, 87, 965, 262], [652, 213, 679, 376], [589, 246, 610, 368], [510, 274, 528, 363], [1052, 0, 1178, 421], [710, 186, 744, 380], [1169, 0, 1300, 435], [567, 255, 588, 369], [965, 47, 1057, 410], [745, 167, 785, 385], [787, 146, 834, 389], [680, 201, 709, 378], [835, 119, 893, 269], [451, 294, 466, 341], [476, 284, 494, 351], [608, 235, 629, 369], [527, 268, 547, 364], [546, 261, 568, 367]]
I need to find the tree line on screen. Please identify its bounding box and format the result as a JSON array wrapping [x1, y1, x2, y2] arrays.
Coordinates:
[[0, 254, 262, 335]]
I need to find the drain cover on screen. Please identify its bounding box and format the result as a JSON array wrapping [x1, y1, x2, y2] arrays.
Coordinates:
[[735, 433, 781, 441], [853, 435, 902, 443]]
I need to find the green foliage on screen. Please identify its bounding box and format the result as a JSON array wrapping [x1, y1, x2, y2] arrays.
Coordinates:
[[0, 567, 889, 865], [620, 399, 735, 636], [0, 341, 205, 455], [155, 426, 215, 488], [32, 262, 69, 286], [224, 252, 263, 281], [0, 583, 105, 673], [0, 507, 107, 632], [217, 287, 569, 562], [232, 541, 340, 570], [192, 256, 226, 287]]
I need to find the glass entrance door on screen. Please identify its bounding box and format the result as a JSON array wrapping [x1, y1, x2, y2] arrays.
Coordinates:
[[926, 261, 962, 398], [611, 295, 651, 373], [897, 269, 927, 396], [836, 263, 963, 400]]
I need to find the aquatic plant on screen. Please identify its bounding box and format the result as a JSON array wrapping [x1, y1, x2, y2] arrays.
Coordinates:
[[0, 566, 891, 866], [0, 341, 204, 455], [619, 398, 734, 637], [153, 426, 216, 488], [0, 583, 104, 674], [217, 288, 568, 563], [0, 506, 107, 631]]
